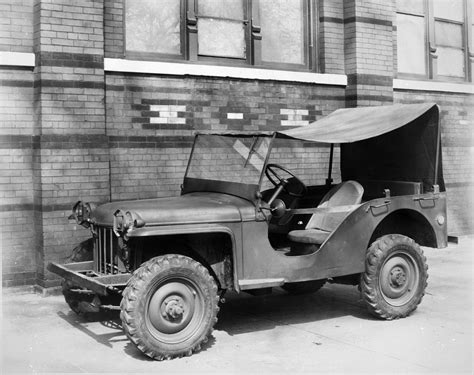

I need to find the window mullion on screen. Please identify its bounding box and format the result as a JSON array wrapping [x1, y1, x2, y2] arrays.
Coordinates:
[[251, 0, 262, 65], [186, 0, 198, 61], [466, 0, 473, 81], [426, 0, 438, 80]]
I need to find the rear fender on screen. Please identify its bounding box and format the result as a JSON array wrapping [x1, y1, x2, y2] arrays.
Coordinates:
[[317, 193, 446, 276]]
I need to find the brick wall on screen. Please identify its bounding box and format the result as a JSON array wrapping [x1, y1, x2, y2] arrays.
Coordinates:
[[104, 0, 123, 58], [31, 0, 108, 288], [106, 73, 345, 201], [344, 0, 394, 106], [394, 90, 474, 235], [1, 0, 473, 288], [0, 0, 33, 53], [0, 0, 35, 286], [318, 0, 344, 74]]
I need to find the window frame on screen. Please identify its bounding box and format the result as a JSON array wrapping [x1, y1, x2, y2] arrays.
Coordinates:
[[124, 0, 187, 62], [123, 0, 318, 72], [396, 0, 474, 82]]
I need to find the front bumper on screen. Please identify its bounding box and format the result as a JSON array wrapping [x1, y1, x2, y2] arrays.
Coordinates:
[[47, 261, 131, 296]]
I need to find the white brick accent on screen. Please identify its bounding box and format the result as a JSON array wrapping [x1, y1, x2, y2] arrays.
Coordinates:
[[168, 117, 186, 124], [150, 117, 168, 124], [150, 105, 170, 111], [160, 111, 178, 118], [150, 105, 187, 112], [227, 113, 243, 119], [280, 109, 309, 116]]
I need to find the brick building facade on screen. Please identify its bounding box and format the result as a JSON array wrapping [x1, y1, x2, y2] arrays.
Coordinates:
[[1, 0, 473, 289]]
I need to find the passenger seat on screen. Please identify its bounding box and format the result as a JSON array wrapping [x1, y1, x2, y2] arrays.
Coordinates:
[[287, 181, 364, 250]]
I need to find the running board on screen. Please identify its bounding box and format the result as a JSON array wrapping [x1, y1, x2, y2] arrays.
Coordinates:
[[238, 278, 285, 290]]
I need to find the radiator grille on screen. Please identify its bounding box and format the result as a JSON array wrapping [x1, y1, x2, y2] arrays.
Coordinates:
[[95, 227, 120, 274]]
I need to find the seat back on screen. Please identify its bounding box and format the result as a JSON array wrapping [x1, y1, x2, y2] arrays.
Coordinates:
[[306, 180, 364, 231]]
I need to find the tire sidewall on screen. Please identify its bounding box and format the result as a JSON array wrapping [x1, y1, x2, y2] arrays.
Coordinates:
[[362, 235, 428, 319], [122, 255, 218, 357]]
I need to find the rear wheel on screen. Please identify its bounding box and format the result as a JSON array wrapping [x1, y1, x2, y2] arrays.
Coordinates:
[[361, 234, 428, 320], [282, 279, 326, 294], [120, 254, 219, 360]]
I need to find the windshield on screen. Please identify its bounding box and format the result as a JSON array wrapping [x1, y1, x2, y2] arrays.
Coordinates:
[[186, 134, 272, 185]]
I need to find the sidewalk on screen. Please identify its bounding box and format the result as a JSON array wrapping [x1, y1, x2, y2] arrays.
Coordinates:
[[2, 237, 473, 374]]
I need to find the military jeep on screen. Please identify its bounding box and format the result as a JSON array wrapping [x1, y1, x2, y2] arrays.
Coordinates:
[[48, 103, 447, 360]]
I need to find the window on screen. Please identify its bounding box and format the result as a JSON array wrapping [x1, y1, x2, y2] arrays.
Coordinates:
[[396, 0, 474, 82], [125, 0, 316, 71], [125, 0, 184, 59]]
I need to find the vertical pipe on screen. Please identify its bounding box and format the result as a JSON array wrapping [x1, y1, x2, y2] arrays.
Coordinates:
[[98, 228, 102, 273], [110, 229, 114, 274], [434, 119, 441, 189], [326, 143, 334, 185]]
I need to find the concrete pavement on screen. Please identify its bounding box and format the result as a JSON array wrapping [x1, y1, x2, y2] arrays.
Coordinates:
[[1, 237, 473, 374]]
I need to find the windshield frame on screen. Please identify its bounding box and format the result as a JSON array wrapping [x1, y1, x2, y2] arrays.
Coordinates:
[[182, 133, 276, 202]]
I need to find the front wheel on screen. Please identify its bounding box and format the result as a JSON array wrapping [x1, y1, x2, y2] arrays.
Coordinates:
[[120, 255, 219, 360], [361, 234, 428, 320]]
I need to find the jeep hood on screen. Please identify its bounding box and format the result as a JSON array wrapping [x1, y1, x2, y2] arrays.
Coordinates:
[[91, 192, 255, 227]]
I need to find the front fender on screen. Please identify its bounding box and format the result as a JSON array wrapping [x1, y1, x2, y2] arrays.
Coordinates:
[[129, 223, 241, 291]]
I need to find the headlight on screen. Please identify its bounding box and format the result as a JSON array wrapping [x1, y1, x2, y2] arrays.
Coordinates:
[[69, 201, 96, 228], [113, 209, 145, 238]]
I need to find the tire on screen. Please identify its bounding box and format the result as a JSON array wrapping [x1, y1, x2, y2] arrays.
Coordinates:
[[62, 280, 101, 314], [361, 234, 428, 320], [62, 238, 100, 315], [282, 279, 326, 294], [120, 254, 219, 360]]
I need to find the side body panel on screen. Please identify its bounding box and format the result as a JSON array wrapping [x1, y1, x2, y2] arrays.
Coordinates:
[[239, 193, 447, 284]]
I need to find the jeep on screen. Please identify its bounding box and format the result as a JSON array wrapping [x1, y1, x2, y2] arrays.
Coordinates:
[[48, 103, 447, 360]]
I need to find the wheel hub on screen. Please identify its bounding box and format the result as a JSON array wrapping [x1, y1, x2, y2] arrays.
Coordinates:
[[163, 297, 185, 320], [379, 252, 420, 306], [390, 267, 407, 287], [147, 281, 198, 336]]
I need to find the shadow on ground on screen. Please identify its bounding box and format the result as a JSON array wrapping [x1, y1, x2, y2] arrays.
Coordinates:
[[55, 283, 372, 359], [215, 284, 374, 335]]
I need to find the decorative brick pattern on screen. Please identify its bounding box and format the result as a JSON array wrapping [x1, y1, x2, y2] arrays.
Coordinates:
[[280, 109, 310, 126], [106, 74, 345, 202]]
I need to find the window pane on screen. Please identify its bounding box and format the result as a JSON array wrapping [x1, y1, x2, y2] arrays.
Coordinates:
[[198, 19, 246, 58], [397, 14, 426, 75], [433, 0, 464, 22], [435, 21, 463, 47], [260, 0, 305, 65], [126, 0, 181, 55], [396, 0, 424, 15], [437, 46, 465, 77], [198, 0, 244, 19]]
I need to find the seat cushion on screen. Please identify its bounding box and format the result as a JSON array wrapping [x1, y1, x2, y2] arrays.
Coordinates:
[[287, 229, 330, 245], [307, 180, 364, 231]]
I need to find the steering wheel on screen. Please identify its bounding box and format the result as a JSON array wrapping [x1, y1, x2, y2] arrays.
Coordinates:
[[265, 163, 307, 197]]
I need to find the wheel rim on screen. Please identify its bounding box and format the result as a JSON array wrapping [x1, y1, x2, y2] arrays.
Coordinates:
[[379, 251, 420, 307], [146, 277, 205, 344]]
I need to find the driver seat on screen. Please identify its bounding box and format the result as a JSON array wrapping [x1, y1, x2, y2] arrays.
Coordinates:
[[287, 180, 364, 248]]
